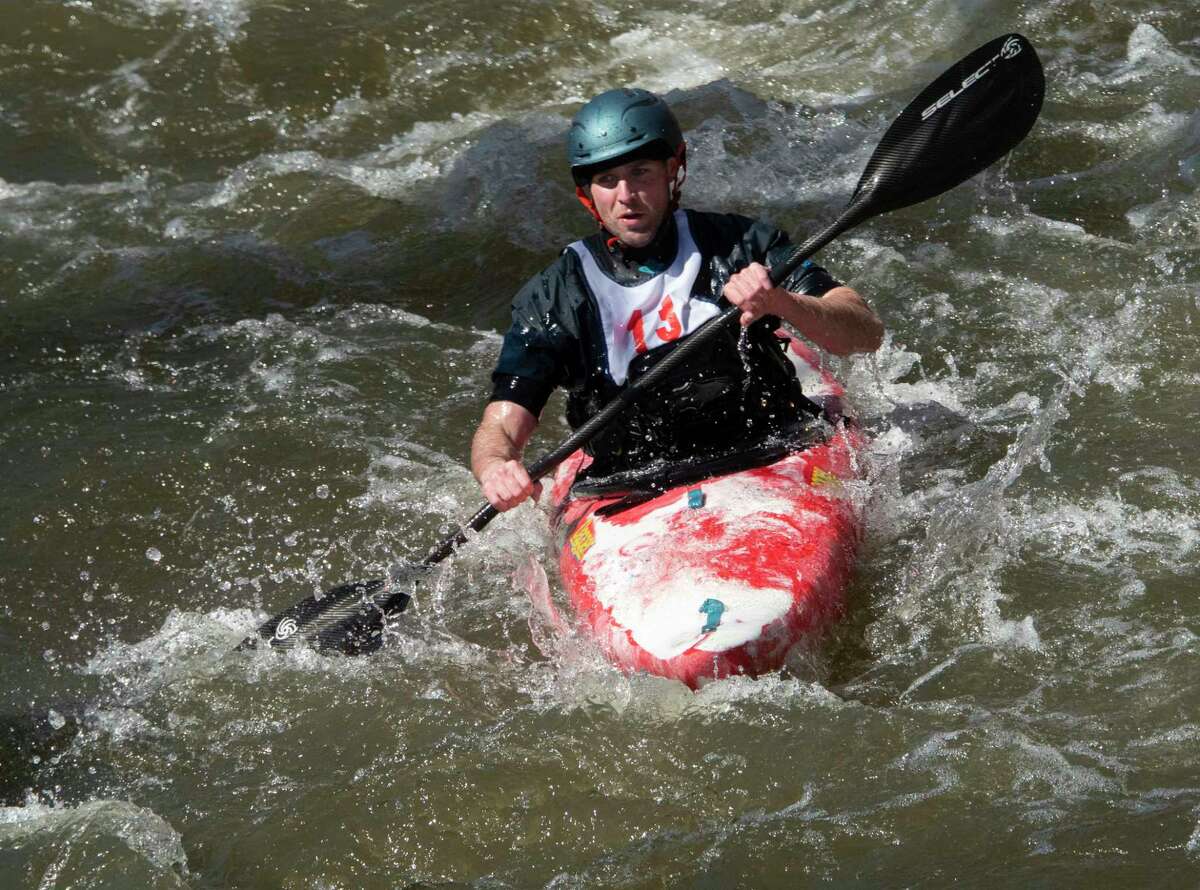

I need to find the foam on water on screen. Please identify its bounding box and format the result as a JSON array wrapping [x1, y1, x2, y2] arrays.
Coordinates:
[[865, 366, 1071, 657], [83, 607, 254, 695], [831, 216, 1173, 669], [0, 798, 189, 884], [605, 22, 727, 95], [120, 0, 252, 46], [196, 149, 442, 208], [1024, 491, 1199, 575], [1120, 23, 1199, 79]]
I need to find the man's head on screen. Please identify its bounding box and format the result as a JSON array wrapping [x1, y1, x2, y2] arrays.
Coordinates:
[[567, 88, 686, 246]]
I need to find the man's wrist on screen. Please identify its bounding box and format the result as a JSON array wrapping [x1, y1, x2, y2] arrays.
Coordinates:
[[771, 287, 800, 318], [477, 456, 505, 479]]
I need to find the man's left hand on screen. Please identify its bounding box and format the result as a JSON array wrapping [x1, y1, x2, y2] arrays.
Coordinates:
[[722, 262, 784, 326]]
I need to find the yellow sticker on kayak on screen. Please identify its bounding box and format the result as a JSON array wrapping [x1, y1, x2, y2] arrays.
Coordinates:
[[570, 518, 596, 561], [811, 466, 839, 487]]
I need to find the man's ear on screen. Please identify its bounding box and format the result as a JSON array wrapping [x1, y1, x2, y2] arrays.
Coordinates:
[[666, 157, 680, 178]]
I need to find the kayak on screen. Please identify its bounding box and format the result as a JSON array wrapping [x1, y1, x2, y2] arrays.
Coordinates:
[[546, 334, 867, 688]]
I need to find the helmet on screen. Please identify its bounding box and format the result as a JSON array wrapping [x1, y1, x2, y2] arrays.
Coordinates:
[[567, 88, 685, 185]]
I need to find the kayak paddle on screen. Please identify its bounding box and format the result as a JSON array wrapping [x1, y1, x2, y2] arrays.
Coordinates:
[[244, 32, 1044, 655]]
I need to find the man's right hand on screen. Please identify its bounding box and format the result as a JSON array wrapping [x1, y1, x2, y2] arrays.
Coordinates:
[[479, 459, 543, 512], [472, 400, 541, 511]]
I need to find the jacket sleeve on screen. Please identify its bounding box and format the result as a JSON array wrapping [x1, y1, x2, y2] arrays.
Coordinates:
[[691, 212, 842, 299], [488, 260, 577, 417]]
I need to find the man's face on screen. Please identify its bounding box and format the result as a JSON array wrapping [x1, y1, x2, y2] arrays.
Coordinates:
[[586, 156, 679, 249]]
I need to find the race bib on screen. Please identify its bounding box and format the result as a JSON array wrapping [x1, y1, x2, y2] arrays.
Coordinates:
[[568, 211, 716, 385]]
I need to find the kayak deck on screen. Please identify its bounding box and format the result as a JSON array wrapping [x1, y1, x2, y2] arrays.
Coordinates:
[[546, 336, 867, 687]]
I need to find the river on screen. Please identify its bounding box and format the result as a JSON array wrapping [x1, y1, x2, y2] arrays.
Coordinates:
[[2, 0, 1198, 886]]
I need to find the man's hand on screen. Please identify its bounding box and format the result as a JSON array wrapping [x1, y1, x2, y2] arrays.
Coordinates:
[[471, 400, 541, 512], [478, 459, 543, 512], [724, 262, 884, 355], [722, 262, 784, 327]]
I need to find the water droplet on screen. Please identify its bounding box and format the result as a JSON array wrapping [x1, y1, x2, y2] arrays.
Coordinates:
[[146, 547, 163, 563], [315, 485, 330, 499]]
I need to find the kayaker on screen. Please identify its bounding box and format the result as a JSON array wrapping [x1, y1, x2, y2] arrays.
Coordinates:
[[473, 88, 884, 512]]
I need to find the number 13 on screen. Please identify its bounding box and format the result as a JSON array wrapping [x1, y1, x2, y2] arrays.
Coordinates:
[[626, 295, 682, 354]]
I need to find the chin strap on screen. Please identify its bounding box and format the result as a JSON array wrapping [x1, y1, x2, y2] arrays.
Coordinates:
[[575, 186, 603, 224]]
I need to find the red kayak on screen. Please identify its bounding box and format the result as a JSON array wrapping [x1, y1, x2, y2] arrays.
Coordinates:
[[547, 335, 867, 688]]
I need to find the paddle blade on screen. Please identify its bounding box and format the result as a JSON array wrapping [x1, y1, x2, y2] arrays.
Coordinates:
[[850, 33, 1044, 216], [244, 576, 414, 655]]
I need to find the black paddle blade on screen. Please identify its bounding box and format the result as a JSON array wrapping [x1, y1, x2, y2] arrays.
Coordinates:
[[242, 575, 415, 655], [850, 33, 1044, 217]]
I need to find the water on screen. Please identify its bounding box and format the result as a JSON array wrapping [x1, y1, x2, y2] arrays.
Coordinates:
[[2, 0, 1198, 886]]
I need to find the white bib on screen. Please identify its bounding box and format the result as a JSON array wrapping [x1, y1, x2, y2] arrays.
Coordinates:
[[567, 210, 716, 385]]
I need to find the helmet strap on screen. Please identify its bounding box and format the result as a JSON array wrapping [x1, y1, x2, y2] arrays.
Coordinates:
[[670, 143, 687, 211], [575, 186, 603, 225]]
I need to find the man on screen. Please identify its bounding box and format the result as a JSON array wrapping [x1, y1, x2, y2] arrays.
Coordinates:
[[472, 88, 883, 512]]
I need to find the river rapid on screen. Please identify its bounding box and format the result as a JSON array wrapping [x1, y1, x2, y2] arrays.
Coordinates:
[[2, 1, 1198, 886]]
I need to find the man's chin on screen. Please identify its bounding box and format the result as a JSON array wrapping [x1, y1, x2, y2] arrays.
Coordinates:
[[616, 226, 653, 248]]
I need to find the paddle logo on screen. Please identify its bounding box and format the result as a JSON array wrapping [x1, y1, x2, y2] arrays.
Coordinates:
[[1000, 35, 1023, 59], [273, 617, 298, 641], [922, 36, 1024, 120]]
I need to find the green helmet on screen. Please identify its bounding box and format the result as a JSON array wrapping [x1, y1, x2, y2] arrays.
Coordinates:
[[567, 88, 684, 184]]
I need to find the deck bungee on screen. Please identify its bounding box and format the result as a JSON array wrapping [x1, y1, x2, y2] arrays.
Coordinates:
[[548, 337, 866, 687]]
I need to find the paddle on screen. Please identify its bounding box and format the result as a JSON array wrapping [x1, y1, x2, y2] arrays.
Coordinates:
[[244, 32, 1044, 656]]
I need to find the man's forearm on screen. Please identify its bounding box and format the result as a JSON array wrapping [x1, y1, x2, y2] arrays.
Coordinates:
[[471, 422, 522, 481], [775, 286, 884, 356], [471, 400, 539, 481], [472, 400, 542, 511]]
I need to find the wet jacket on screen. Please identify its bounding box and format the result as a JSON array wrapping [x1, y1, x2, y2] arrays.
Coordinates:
[[489, 209, 840, 474]]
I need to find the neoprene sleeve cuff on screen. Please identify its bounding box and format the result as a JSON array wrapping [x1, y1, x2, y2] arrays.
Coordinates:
[[777, 258, 840, 298], [489, 374, 553, 417]]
